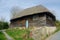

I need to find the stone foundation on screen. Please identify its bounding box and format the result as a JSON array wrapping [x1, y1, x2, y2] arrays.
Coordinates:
[[31, 26, 56, 40]]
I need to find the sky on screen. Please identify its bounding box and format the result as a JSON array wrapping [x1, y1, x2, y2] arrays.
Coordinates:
[[0, 0, 60, 22]]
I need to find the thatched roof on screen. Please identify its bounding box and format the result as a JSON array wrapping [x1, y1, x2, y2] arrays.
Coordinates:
[[11, 5, 52, 20]]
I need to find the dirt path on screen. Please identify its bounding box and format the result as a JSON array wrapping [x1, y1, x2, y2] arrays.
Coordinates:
[[0, 30, 14, 40], [46, 31, 60, 40]]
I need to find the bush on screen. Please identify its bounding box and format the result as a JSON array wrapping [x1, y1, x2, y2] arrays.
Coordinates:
[[0, 21, 9, 30], [55, 20, 60, 32]]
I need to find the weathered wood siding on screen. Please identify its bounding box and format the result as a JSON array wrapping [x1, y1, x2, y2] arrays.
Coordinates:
[[46, 14, 55, 26], [29, 14, 46, 27], [10, 12, 56, 28], [10, 19, 26, 27]]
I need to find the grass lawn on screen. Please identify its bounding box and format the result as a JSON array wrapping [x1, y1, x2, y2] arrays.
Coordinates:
[[6, 28, 33, 40], [0, 32, 7, 40]]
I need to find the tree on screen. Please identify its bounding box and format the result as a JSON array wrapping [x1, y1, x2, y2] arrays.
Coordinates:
[[0, 21, 9, 30], [0, 17, 5, 22], [10, 6, 23, 19], [0, 17, 9, 30], [0, 22, 3, 30]]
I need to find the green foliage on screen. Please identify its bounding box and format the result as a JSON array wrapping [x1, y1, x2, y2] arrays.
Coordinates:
[[6, 28, 34, 40], [0, 21, 9, 30], [54, 20, 60, 32], [55, 20, 60, 31], [0, 32, 7, 40]]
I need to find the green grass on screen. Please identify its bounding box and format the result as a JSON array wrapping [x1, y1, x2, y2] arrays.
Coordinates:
[[0, 32, 7, 40], [6, 28, 33, 40]]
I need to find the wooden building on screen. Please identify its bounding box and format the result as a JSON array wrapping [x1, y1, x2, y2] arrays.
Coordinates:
[[10, 5, 56, 28]]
